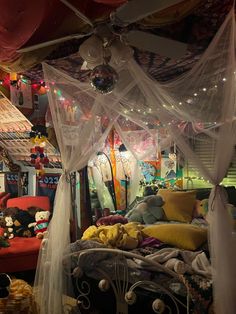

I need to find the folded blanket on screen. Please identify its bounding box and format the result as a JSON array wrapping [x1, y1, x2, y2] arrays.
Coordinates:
[[82, 222, 143, 249], [133, 247, 212, 277]]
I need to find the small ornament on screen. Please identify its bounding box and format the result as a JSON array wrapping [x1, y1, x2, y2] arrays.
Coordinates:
[[152, 299, 165, 314], [72, 267, 83, 278], [43, 157, 49, 165], [125, 291, 137, 305], [98, 279, 110, 292], [90, 64, 119, 94]]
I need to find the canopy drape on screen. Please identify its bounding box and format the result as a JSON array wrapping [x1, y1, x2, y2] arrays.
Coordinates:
[[35, 7, 236, 314]]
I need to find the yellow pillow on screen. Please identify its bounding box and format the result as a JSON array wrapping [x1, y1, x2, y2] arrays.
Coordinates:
[[158, 190, 196, 223], [142, 224, 207, 250]]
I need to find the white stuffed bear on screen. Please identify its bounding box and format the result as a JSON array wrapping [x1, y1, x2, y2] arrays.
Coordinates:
[[33, 211, 50, 239]]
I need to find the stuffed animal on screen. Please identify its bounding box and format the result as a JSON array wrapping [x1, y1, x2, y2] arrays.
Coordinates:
[[194, 199, 209, 219], [33, 211, 50, 239], [14, 210, 35, 237], [126, 195, 165, 224], [3, 216, 14, 239], [3, 207, 20, 219], [0, 236, 9, 248], [96, 215, 128, 226]]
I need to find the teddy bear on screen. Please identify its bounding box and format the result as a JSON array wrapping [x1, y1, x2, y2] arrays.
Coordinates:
[[126, 195, 165, 224], [3, 216, 15, 239], [32, 211, 50, 239], [14, 210, 35, 237]]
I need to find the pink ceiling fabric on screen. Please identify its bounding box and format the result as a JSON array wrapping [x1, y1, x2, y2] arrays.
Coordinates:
[[0, 0, 47, 62], [0, 0, 124, 65]]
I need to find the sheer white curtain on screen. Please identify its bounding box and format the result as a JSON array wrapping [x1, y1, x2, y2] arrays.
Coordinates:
[[107, 7, 236, 313], [34, 63, 117, 314], [35, 6, 236, 314]]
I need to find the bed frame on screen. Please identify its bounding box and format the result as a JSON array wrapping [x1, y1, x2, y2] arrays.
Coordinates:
[[63, 248, 191, 314]]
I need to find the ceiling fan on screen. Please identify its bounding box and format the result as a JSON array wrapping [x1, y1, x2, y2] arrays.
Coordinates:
[[17, 0, 188, 60]]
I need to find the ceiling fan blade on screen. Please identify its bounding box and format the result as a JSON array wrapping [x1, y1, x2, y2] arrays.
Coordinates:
[[17, 32, 93, 53], [111, 0, 185, 26], [122, 30, 187, 59], [59, 0, 93, 27]]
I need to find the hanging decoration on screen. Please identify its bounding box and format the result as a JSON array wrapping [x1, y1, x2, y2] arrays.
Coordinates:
[[29, 125, 49, 176], [90, 64, 119, 94]]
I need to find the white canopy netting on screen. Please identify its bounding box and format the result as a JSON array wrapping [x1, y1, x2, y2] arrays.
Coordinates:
[[34, 7, 236, 314]]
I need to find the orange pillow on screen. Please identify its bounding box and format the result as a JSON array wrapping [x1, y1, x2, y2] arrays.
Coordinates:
[[158, 190, 196, 223]]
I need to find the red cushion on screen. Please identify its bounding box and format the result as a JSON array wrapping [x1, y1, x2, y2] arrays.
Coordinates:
[[0, 237, 42, 273], [0, 227, 4, 236], [7, 196, 50, 211]]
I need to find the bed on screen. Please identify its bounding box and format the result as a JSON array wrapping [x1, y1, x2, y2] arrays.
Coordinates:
[[61, 189, 217, 314]]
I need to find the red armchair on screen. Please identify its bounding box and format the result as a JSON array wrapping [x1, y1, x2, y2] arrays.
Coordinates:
[[0, 196, 50, 273], [0, 192, 11, 209]]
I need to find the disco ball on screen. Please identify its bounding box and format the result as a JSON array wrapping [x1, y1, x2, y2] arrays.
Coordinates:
[[90, 64, 119, 94]]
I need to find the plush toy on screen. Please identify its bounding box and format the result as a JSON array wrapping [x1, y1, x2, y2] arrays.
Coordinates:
[[126, 195, 165, 224], [33, 211, 50, 239], [194, 199, 209, 219], [14, 210, 35, 237], [3, 207, 20, 219], [0, 236, 9, 248], [3, 216, 14, 239], [96, 215, 128, 226]]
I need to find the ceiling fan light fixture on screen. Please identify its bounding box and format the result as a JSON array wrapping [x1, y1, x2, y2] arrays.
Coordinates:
[[79, 35, 103, 69]]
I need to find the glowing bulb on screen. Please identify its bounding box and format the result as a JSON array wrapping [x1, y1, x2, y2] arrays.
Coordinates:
[[137, 109, 141, 112], [214, 85, 218, 88], [130, 108, 134, 112], [202, 88, 207, 92], [186, 98, 193, 104], [179, 102, 182, 105], [194, 93, 198, 96], [222, 77, 227, 82]]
